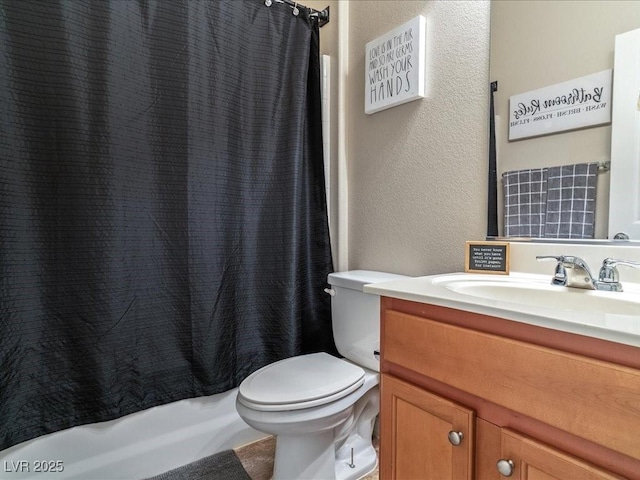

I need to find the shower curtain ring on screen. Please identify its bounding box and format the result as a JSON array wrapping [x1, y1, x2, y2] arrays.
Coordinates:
[[292, 2, 299, 16]]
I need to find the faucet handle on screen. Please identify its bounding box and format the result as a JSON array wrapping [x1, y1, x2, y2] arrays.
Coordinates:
[[598, 258, 640, 280], [601, 258, 640, 270], [536, 255, 564, 262], [596, 258, 640, 292], [536, 255, 566, 285], [599, 258, 617, 281]]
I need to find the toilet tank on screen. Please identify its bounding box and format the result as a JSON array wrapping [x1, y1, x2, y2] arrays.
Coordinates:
[[327, 270, 408, 372]]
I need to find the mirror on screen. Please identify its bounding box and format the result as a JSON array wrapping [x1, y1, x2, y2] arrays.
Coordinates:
[[489, 0, 640, 241]]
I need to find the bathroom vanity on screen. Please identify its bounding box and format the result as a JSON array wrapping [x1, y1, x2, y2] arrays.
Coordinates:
[[365, 275, 640, 480]]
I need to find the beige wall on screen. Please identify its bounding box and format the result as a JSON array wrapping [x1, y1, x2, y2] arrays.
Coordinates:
[[491, 1, 640, 238], [346, 1, 490, 276], [309, 1, 491, 276]]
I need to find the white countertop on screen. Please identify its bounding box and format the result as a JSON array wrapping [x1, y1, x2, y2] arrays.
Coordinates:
[[364, 272, 640, 348]]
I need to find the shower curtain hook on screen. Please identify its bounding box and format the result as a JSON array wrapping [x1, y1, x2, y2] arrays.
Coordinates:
[[265, 0, 272, 7], [292, 2, 299, 16]]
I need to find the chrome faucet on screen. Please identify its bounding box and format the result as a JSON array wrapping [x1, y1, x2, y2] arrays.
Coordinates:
[[594, 258, 640, 292], [537, 255, 640, 292], [536, 255, 596, 290]]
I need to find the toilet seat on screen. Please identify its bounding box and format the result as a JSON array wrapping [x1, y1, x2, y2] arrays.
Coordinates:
[[238, 353, 365, 411]]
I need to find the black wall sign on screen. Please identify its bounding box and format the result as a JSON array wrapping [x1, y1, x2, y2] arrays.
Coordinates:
[[465, 241, 510, 274]]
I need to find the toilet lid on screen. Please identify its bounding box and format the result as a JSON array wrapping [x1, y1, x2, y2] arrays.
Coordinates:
[[238, 353, 365, 411]]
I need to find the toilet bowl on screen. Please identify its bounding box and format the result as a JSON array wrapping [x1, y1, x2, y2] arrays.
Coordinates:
[[236, 353, 380, 480], [235, 270, 407, 480]]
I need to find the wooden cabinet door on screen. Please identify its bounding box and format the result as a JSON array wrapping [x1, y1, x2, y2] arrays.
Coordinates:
[[380, 374, 474, 480], [498, 429, 626, 480]]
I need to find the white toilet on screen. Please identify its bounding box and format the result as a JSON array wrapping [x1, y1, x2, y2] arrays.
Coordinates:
[[236, 270, 407, 480]]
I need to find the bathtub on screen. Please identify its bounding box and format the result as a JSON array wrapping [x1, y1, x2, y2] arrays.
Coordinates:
[[0, 388, 265, 479]]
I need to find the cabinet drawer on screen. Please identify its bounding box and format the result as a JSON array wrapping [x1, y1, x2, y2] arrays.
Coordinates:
[[383, 310, 640, 461]]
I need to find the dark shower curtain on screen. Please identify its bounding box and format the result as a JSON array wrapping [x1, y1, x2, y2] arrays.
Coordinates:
[[0, 0, 334, 450]]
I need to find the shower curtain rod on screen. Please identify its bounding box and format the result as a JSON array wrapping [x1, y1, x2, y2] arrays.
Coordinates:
[[267, 0, 330, 27]]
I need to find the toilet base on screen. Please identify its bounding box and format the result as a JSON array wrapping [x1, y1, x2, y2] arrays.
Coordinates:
[[270, 384, 380, 480], [334, 384, 379, 480], [272, 431, 378, 480], [273, 430, 336, 480], [335, 433, 378, 480]]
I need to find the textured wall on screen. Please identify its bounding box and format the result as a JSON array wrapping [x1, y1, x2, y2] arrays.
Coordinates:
[[347, 1, 490, 276]]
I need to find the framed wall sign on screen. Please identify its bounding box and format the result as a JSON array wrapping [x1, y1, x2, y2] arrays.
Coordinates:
[[465, 241, 510, 275], [365, 15, 425, 115], [508, 69, 612, 140]]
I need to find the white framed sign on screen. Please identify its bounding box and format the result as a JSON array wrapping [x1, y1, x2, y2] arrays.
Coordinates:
[[365, 15, 425, 115], [508, 69, 612, 140]]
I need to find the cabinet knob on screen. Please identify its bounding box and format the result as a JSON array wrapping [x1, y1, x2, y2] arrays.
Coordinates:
[[496, 459, 515, 477], [447, 431, 464, 446]]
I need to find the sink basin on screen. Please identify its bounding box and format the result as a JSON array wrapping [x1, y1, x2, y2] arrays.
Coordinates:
[[363, 272, 640, 348], [432, 274, 640, 316]]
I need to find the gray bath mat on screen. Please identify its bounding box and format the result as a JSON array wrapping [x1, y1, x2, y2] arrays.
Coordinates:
[[143, 449, 251, 480]]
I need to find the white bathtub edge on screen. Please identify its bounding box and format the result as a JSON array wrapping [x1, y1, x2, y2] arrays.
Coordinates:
[[0, 388, 266, 480]]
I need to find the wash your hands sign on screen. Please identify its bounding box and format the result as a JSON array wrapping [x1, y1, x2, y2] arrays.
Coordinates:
[[365, 15, 426, 115]]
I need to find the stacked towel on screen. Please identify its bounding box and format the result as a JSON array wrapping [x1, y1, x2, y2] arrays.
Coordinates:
[[503, 162, 598, 239]]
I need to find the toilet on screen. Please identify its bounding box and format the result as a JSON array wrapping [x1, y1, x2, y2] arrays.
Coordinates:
[[236, 270, 407, 480]]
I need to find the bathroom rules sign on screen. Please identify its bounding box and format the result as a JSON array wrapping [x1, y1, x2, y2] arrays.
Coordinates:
[[509, 69, 612, 140], [365, 15, 425, 114]]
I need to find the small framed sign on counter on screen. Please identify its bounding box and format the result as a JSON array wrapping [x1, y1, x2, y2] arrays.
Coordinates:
[[465, 241, 510, 275]]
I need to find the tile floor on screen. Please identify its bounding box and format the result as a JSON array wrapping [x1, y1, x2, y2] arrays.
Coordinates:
[[234, 436, 379, 480]]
